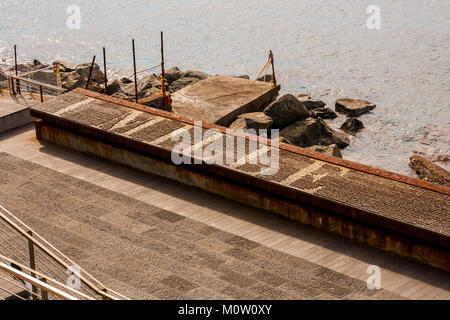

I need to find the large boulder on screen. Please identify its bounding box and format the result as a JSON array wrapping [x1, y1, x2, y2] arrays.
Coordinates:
[[297, 94, 326, 110], [119, 82, 137, 96], [164, 67, 183, 83], [75, 62, 104, 83], [307, 144, 342, 158], [409, 155, 450, 187], [335, 98, 376, 117], [105, 79, 123, 95], [229, 112, 273, 132], [280, 118, 349, 149], [263, 94, 310, 129], [137, 73, 159, 92], [340, 117, 364, 134], [60, 71, 84, 91], [310, 107, 337, 119]]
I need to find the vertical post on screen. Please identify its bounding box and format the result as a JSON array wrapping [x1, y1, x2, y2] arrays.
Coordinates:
[[55, 63, 61, 95], [39, 85, 43, 103], [269, 50, 277, 87], [10, 78, 15, 95], [160, 31, 166, 97], [40, 278, 48, 300], [85, 55, 96, 90], [14, 45, 20, 95], [8, 77, 12, 95], [27, 230, 38, 300], [132, 39, 138, 103], [103, 47, 108, 94]]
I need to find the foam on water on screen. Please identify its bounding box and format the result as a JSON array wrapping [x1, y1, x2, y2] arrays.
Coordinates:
[[0, 0, 449, 176]]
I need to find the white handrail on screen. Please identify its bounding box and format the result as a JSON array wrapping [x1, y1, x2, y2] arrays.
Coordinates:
[[0, 205, 128, 300], [0, 262, 78, 300]]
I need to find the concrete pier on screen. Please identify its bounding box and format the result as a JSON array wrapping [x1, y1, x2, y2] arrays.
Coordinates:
[[29, 89, 450, 272]]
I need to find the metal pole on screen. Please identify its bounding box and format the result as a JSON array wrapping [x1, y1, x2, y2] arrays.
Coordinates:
[[269, 50, 277, 87], [39, 85, 43, 103], [103, 47, 108, 93], [27, 230, 38, 300], [14, 45, 20, 94], [85, 55, 96, 90], [132, 39, 138, 103], [160, 31, 166, 97], [55, 63, 61, 95]]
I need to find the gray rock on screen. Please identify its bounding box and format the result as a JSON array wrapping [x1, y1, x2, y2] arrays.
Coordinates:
[[340, 117, 364, 134], [164, 67, 184, 83], [182, 70, 209, 80], [263, 94, 310, 129], [307, 144, 342, 158], [310, 107, 337, 119], [170, 77, 200, 92], [229, 112, 273, 132], [137, 73, 159, 92], [335, 98, 376, 117], [105, 79, 123, 95], [297, 94, 326, 110], [60, 71, 84, 91], [120, 82, 137, 96], [75, 62, 104, 83], [235, 75, 250, 79], [52, 60, 76, 72], [280, 118, 350, 149]]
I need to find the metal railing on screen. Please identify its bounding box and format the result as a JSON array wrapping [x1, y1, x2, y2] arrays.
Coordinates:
[[0, 255, 92, 300], [0, 205, 128, 300]]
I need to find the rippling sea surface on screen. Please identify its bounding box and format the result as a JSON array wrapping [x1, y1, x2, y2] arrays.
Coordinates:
[[1, 0, 449, 176]]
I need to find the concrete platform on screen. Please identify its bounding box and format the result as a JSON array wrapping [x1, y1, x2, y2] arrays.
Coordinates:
[[171, 75, 280, 126], [1, 125, 449, 299], [29, 89, 450, 272], [0, 94, 36, 133]]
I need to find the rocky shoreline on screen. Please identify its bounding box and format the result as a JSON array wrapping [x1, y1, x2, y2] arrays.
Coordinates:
[[2, 59, 449, 187]]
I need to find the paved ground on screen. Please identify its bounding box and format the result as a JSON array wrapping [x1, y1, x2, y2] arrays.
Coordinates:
[[0, 93, 37, 133], [0, 152, 406, 300]]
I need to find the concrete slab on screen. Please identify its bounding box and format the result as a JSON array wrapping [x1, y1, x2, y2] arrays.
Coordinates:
[[171, 75, 280, 126], [0, 93, 36, 133]]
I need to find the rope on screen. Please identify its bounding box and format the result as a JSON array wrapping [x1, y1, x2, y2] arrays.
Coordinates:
[[249, 56, 271, 87]]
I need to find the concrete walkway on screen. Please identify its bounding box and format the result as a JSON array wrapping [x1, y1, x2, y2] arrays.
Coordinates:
[[0, 126, 449, 299], [0, 93, 36, 133]]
